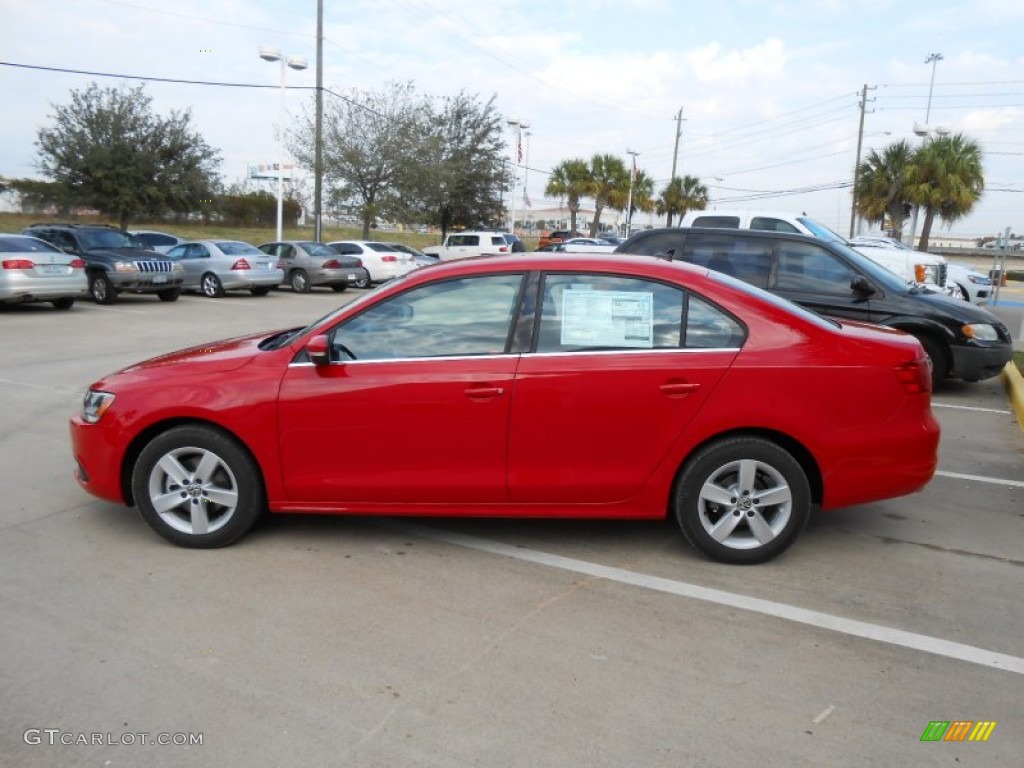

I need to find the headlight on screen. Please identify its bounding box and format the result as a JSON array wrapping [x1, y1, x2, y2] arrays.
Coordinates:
[[172, 262, 184, 273], [82, 390, 115, 423], [962, 323, 999, 341], [966, 274, 990, 285], [113, 261, 139, 272]]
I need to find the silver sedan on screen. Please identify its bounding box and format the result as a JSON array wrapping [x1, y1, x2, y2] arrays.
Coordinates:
[[166, 241, 285, 297], [257, 241, 370, 293], [0, 233, 87, 309]]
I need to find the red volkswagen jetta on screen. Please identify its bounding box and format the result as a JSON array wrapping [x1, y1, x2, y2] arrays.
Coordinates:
[[70, 253, 939, 563]]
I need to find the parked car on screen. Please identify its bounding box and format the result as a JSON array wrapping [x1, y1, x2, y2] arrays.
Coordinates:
[[22, 223, 184, 304], [617, 228, 1013, 386], [380, 242, 439, 268], [681, 210, 950, 290], [69, 252, 940, 564], [557, 237, 619, 253], [130, 230, 187, 254], [421, 231, 511, 261], [503, 233, 527, 253], [538, 230, 584, 249], [946, 262, 993, 304], [845, 235, 949, 294], [325, 241, 418, 286], [0, 234, 87, 309], [165, 240, 284, 297], [257, 241, 368, 293]]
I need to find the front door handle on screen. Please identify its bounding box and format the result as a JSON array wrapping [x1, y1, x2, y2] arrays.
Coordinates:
[[465, 385, 505, 399], [659, 381, 700, 397]]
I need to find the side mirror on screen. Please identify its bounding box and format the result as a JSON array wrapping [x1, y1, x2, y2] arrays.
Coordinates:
[[306, 334, 331, 366], [851, 275, 876, 296]]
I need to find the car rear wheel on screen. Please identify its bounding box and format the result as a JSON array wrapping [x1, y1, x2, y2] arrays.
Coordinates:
[[131, 425, 265, 548], [51, 297, 75, 310], [89, 274, 117, 304], [157, 288, 181, 302], [290, 269, 311, 293], [201, 272, 225, 298], [354, 276, 371, 289], [250, 286, 271, 296], [675, 437, 810, 564]]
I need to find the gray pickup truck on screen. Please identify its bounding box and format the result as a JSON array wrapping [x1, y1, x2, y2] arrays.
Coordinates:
[[22, 223, 185, 304]]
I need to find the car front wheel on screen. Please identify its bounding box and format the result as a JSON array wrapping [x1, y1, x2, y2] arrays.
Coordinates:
[[89, 274, 117, 304], [131, 425, 265, 548], [674, 437, 811, 564]]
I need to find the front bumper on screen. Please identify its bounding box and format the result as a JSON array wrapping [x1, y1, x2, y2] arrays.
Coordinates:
[[950, 341, 1013, 382], [109, 273, 184, 293]]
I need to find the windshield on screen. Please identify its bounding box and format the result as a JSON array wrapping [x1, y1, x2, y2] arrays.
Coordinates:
[[299, 242, 339, 258], [797, 217, 846, 244], [215, 241, 264, 256], [0, 236, 63, 253], [78, 229, 139, 249]]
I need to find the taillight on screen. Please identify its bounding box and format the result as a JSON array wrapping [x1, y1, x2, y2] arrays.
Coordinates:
[[70, 259, 85, 268], [322, 259, 341, 269], [498, 246, 509, 252], [896, 359, 930, 395], [231, 258, 251, 270], [381, 255, 398, 263], [2, 259, 34, 270], [351, 257, 363, 267]]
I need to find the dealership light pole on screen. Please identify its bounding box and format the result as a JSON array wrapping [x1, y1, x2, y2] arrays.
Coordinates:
[[259, 46, 307, 242], [507, 117, 529, 234], [906, 53, 943, 248], [625, 149, 640, 235]]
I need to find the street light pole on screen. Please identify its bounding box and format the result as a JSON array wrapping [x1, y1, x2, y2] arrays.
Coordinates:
[[625, 149, 640, 236], [907, 52, 943, 247], [259, 46, 307, 243]]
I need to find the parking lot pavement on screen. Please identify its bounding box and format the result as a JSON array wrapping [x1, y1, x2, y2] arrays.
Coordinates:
[[1, 292, 1022, 766]]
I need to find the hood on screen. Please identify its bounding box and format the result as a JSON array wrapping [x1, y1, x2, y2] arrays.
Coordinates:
[[87, 247, 167, 260], [117, 331, 277, 376], [910, 288, 1004, 324]]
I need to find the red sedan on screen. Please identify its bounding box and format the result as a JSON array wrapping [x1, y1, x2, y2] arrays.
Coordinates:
[[69, 253, 939, 563]]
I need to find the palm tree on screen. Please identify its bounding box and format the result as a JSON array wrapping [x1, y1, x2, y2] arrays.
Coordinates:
[[544, 158, 591, 235], [657, 175, 708, 226], [905, 133, 984, 252], [853, 140, 914, 239], [587, 153, 629, 237]]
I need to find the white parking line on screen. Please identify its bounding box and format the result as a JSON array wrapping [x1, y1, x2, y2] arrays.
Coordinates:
[[388, 522, 1024, 676], [934, 470, 1024, 489], [932, 402, 1011, 414]]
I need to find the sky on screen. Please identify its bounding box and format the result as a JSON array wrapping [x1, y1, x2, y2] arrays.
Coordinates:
[[1, 0, 1022, 238]]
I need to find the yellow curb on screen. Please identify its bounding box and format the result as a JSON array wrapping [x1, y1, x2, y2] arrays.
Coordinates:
[[1003, 361, 1024, 432]]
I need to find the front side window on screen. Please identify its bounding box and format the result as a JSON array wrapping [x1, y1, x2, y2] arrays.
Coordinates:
[[773, 241, 858, 294], [333, 274, 524, 361], [750, 217, 800, 234]]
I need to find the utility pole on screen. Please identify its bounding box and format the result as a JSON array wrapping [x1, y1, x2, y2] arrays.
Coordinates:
[[313, 0, 324, 242], [849, 84, 875, 238], [670, 107, 684, 181]]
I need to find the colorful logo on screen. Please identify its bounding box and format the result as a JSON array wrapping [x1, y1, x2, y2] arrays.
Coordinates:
[[920, 721, 996, 742]]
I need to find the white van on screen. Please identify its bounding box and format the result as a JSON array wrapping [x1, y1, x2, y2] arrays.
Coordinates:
[[421, 231, 511, 261], [680, 209, 948, 289]]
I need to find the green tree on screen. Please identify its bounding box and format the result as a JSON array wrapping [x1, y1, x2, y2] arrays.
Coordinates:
[[35, 83, 221, 229], [624, 169, 656, 230], [587, 154, 629, 237], [545, 159, 591, 234], [905, 133, 984, 252], [291, 82, 426, 239], [657, 175, 708, 227], [853, 140, 914, 240]]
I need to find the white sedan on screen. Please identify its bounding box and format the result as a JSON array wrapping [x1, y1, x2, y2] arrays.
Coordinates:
[[326, 241, 418, 286], [946, 262, 993, 305], [0, 233, 87, 309]]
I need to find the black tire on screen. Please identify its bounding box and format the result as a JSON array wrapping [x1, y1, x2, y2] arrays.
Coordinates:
[[674, 437, 811, 564], [157, 288, 181, 302], [250, 286, 271, 296], [290, 269, 311, 293], [914, 334, 948, 388], [201, 272, 225, 298], [51, 297, 75, 310], [89, 274, 117, 304], [354, 276, 371, 289], [131, 425, 265, 548], [331, 284, 348, 293], [955, 283, 971, 302]]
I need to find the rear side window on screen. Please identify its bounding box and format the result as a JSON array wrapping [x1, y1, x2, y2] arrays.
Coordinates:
[[450, 235, 479, 247], [690, 215, 740, 228], [750, 217, 800, 234]]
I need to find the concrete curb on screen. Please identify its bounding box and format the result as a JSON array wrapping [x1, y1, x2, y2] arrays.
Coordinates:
[[1003, 361, 1024, 432]]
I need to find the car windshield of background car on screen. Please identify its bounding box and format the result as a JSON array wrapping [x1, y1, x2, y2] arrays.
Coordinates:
[[797, 216, 847, 244], [0, 236, 62, 253], [79, 229, 135, 250], [215, 241, 264, 256], [300, 242, 339, 258]]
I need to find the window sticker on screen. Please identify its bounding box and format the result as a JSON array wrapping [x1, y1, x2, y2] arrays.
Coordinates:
[[560, 289, 654, 348]]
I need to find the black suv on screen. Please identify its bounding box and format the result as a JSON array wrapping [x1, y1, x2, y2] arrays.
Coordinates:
[[617, 228, 1013, 385], [22, 223, 184, 304]]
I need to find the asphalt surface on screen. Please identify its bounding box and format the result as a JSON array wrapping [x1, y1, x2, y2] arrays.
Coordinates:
[[1, 287, 1022, 767]]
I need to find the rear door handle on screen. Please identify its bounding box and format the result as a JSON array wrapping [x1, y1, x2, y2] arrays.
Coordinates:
[[465, 386, 505, 399], [659, 381, 700, 396]]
